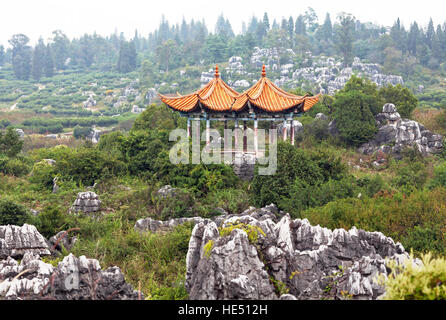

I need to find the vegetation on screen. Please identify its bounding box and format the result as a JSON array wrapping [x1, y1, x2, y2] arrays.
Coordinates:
[[380, 253, 446, 300]]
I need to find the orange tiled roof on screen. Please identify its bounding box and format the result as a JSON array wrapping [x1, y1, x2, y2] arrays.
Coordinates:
[[159, 65, 320, 113], [232, 65, 320, 113], [158, 65, 239, 112]]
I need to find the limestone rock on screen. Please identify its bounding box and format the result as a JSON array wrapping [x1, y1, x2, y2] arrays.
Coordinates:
[[157, 185, 178, 198], [0, 252, 141, 300], [70, 191, 101, 213], [0, 224, 51, 259], [359, 104, 443, 157], [185, 212, 414, 300]]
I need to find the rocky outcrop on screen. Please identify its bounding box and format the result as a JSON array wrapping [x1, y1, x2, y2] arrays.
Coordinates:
[[134, 204, 280, 233], [0, 224, 51, 259], [359, 104, 443, 157], [233, 153, 255, 181], [185, 211, 417, 300], [69, 191, 101, 214], [0, 252, 141, 300]]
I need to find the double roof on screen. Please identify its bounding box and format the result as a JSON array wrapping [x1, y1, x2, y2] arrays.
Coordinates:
[[159, 65, 320, 114]]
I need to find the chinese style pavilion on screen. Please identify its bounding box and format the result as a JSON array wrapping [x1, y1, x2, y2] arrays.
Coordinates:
[[159, 65, 320, 155]]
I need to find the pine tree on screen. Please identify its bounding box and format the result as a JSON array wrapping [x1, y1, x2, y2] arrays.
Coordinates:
[[426, 18, 435, 49], [263, 13, 270, 30], [408, 22, 420, 55], [31, 38, 45, 80], [0, 45, 4, 66], [295, 15, 306, 35], [43, 44, 54, 77], [321, 13, 333, 40]]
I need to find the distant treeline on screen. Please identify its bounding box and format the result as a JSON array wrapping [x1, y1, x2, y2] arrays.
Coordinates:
[[1, 9, 446, 83]]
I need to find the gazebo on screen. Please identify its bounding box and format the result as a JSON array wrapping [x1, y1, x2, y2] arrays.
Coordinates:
[[159, 65, 320, 155]]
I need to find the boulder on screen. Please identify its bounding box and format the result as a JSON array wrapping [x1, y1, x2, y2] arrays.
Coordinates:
[[185, 212, 418, 300], [359, 104, 443, 157], [69, 191, 101, 214], [0, 224, 51, 259]]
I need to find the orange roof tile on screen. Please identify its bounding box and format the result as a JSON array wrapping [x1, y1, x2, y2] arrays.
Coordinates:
[[232, 65, 320, 113], [159, 65, 239, 112]]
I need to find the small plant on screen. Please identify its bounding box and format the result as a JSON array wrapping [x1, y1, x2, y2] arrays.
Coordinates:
[[269, 276, 289, 296], [219, 221, 266, 244], [379, 253, 446, 300], [203, 240, 214, 259]]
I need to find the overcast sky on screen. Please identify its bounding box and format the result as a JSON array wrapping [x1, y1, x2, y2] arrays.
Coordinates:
[[1, 0, 445, 47]]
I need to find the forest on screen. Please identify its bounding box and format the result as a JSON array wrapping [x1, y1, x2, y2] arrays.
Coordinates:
[[1, 8, 446, 300]]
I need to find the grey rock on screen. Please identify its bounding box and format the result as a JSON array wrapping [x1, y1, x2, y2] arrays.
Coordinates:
[[157, 185, 178, 198], [15, 129, 25, 139], [69, 191, 101, 214], [315, 113, 328, 121], [359, 104, 443, 157], [49, 231, 77, 252], [185, 213, 413, 300], [0, 224, 51, 259], [0, 252, 141, 300]]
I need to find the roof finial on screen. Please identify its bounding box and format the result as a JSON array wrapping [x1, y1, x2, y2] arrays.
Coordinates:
[[215, 64, 220, 78], [262, 64, 266, 77]]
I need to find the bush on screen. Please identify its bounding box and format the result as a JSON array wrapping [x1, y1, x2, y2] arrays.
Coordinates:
[[33, 206, 68, 238], [56, 147, 127, 186], [252, 143, 348, 210], [2, 157, 32, 176], [393, 160, 427, 190], [300, 187, 446, 254], [0, 199, 28, 226], [379, 84, 418, 118], [380, 253, 446, 300], [427, 161, 446, 189], [0, 127, 23, 157], [29, 160, 57, 190]]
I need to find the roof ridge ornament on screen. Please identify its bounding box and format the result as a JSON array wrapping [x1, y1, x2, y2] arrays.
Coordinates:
[[215, 64, 220, 78], [261, 64, 266, 77]]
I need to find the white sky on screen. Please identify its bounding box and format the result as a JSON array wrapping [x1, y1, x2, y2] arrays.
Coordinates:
[[1, 0, 445, 47]]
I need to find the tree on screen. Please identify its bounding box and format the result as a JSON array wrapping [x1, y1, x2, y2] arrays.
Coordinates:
[[332, 76, 382, 146], [155, 39, 177, 73], [43, 44, 54, 77], [304, 7, 318, 32], [426, 18, 435, 49], [0, 45, 5, 66], [117, 40, 138, 73], [79, 34, 95, 67], [9, 34, 32, 80], [379, 84, 418, 118], [334, 13, 355, 67], [408, 22, 420, 55], [0, 127, 23, 157], [51, 30, 69, 70], [31, 38, 45, 81], [263, 13, 270, 30], [295, 15, 306, 35], [204, 35, 227, 63], [321, 13, 333, 40]]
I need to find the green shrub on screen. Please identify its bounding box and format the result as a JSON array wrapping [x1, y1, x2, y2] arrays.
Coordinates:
[[0, 199, 28, 226], [428, 161, 446, 189], [380, 253, 446, 300], [2, 157, 32, 176], [393, 160, 427, 190], [379, 84, 418, 118], [252, 143, 348, 210], [33, 206, 68, 238], [29, 160, 57, 190], [300, 187, 446, 254]]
